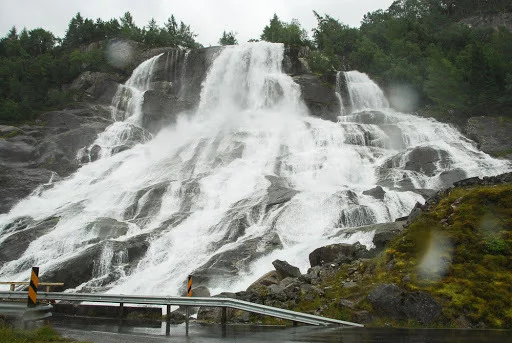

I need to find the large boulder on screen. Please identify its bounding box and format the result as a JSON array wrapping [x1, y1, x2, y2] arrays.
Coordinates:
[[465, 116, 512, 160], [272, 260, 301, 280], [246, 271, 279, 292], [309, 242, 368, 267], [0, 125, 22, 137], [197, 292, 238, 323], [368, 283, 442, 325], [292, 74, 340, 122]]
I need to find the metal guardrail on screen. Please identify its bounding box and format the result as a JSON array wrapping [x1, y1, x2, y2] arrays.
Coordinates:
[[0, 301, 53, 323], [0, 302, 28, 316], [0, 291, 363, 327]]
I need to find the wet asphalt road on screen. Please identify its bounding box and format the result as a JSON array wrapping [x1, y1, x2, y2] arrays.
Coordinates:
[[54, 320, 512, 343]]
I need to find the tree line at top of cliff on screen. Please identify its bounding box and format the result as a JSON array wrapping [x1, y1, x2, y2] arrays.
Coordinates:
[[1, 0, 512, 125], [0, 11, 203, 124]]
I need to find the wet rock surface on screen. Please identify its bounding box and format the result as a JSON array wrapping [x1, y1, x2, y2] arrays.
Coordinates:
[[141, 90, 191, 133], [192, 232, 283, 289], [362, 186, 386, 200], [464, 116, 512, 160], [292, 74, 340, 122], [0, 165, 54, 214], [383, 146, 451, 176], [272, 259, 302, 279], [265, 175, 299, 208], [309, 243, 369, 267], [85, 217, 129, 240], [0, 103, 112, 214], [0, 217, 60, 265], [368, 283, 442, 325], [70, 71, 124, 104], [41, 234, 150, 290]]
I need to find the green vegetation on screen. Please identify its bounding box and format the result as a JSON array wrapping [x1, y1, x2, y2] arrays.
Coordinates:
[[0, 324, 89, 343], [0, 12, 201, 124], [260, 14, 310, 48], [258, 1, 512, 121], [490, 148, 512, 158], [385, 184, 512, 328], [219, 31, 238, 46], [288, 184, 512, 328]]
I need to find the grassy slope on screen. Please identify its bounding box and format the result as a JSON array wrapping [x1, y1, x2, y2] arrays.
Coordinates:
[[289, 184, 512, 328], [0, 324, 89, 343]]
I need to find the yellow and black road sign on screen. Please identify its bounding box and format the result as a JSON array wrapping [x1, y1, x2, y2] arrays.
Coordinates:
[[27, 267, 39, 307], [187, 275, 192, 297]]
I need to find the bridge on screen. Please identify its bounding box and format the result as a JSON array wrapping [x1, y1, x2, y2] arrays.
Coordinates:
[[0, 291, 363, 330]]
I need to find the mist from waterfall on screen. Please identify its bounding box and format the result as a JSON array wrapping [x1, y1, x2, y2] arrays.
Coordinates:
[[0, 42, 509, 296]]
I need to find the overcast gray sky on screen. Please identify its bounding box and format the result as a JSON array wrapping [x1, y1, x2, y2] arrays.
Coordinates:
[[0, 0, 395, 46]]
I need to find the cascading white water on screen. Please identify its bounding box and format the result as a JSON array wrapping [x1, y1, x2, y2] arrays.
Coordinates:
[[335, 71, 346, 116], [344, 71, 389, 111], [90, 54, 162, 159], [0, 42, 509, 296]]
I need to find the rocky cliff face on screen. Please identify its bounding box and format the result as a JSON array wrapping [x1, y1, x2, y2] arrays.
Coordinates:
[[0, 103, 112, 213]]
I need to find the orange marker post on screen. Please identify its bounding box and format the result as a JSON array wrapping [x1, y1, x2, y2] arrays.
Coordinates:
[[187, 275, 193, 297], [27, 267, 39, 308]]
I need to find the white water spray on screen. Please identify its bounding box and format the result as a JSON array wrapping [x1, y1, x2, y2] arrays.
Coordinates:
[[0, 43, 509, 295], [344, 71, 389, 111]]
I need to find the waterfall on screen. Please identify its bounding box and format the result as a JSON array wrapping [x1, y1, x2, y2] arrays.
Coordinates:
[[344, 71, 389, 112], [0, 43, 509, 296], [112, 54, 161, 124], [83, 55, 162, 160]]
